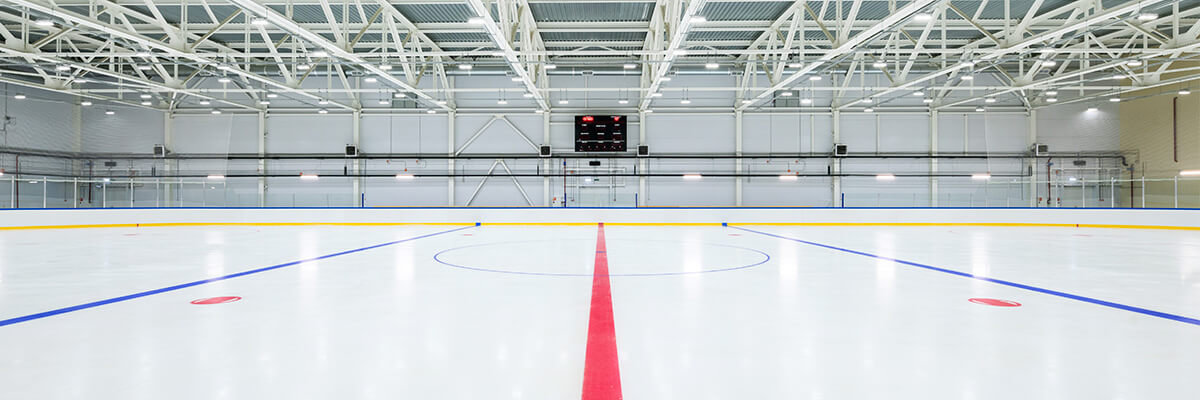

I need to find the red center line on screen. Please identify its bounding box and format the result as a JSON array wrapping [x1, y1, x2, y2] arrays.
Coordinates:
[[581, 222, 622, 400]]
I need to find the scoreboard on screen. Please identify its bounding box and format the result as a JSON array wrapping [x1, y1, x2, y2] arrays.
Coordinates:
[[574, 115, 627, 152]]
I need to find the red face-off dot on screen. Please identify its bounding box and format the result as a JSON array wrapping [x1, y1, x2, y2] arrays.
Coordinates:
[[968, 298, 1021, 307], [191, 296, 242, 305]]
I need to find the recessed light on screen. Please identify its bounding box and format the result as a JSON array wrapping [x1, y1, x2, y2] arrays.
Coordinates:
[[395, 92, 407, 98], [266, 93, 278, 98], [558, 99, 569, 105], [661, 76, 672, 81], [788, 62, 803, 68], [923, 98, 933, 103], [1126, 60, 1143, 67], [876, 173, 896, 181], [426, 109, 437, 114], [318, 99, 330, 105], [318, 108, 329, 114], [1137, 13, 1157, 21], [975, 106, 985, 112], [218, 77, 231, 83], [139, 93, 152, 99], [311, 50, 329, 58], [624, 63, 637, 69], [544, 64, 557, 70], [1041, 60, 1057, 67], [364, 77, 377, 83], [259, 100, 271, 105], [644, 109, 654, 113], [55, 64, 71, 71], [800, 98, 813, 104], [680, 99, 692, 104], [1046, 90, 1059, 96], [861, 98, 873, 104], [199, 100, 211, 105], [378, 99, 389, 105], [872, 61, 888, 68], [435, 100, 447, 105], [522, 93, 534, 98], [705, 62, 719, 69], [105, 110, 116, 115], [141, 101, 152, 105], [1180, 89, 1191, 95], [618, 99, 629, 104], [511, 76, 523, 82], [75, 78, 88, 83], [210, 109, 222, 114], [741, 99, 753, 104], [985, 97, 996, 103], [781, 91, 793, 96], [961, 75, 974, 80], [80, 101, 92, 106], [35, 18, 53, 27], [1087, 106, 1098, 112], [1047, 98, 1058, 103], [1109, 97, 1121, 102], [297, 64, 311, 71], [863, 107, 874, 112], [809, 76, 822, 81], [379, 64, 392, 70], [458, 64, 473, 70], [497, 99, 508, 105]]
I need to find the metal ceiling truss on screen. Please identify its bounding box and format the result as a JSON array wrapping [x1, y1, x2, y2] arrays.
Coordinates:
[[0, 0, 1197, 113]]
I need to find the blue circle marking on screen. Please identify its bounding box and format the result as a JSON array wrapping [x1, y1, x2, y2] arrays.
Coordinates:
[[433, 239, 771, 277]]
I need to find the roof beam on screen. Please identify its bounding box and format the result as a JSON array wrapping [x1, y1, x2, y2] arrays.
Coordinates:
[[463, 0, 550, 110], [840, 0, 1174, 110], [225, 0, 450, 111], [737, 0, 941, 110], [640, 0, 707, 110]]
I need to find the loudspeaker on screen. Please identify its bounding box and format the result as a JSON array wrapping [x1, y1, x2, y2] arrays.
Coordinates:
[[539, 145, 551, 157], [1033, 143, 1049, 156], [345, 145, 358, 157], [833, 143, 848, 157], [637, 145, 649, 156], [153, 144, 166, 157]]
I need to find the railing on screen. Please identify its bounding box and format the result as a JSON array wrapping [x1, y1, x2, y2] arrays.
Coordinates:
[[0, 174, 1196, 209]]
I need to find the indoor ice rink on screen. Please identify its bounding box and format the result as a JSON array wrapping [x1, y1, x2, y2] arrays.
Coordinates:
[[2, 0, 1200, 399]]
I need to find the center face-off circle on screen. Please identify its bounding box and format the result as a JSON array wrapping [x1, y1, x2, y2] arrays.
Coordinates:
[[434, 238, 770, 277]]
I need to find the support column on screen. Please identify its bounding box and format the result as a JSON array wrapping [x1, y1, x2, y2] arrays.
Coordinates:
[[258, 112, 267, 207], [542, 111, 551, 206], [164, 113, 174, 206], [930, 110, 939, 207], [72, 100, 82, 206], [832, 110, 842, 207], [638, 111, 647, 206], [735, 110, 744, 206], [1028, 109, 1038, 207], [447, 110, 456, 206], [352, 110, 362, 206]]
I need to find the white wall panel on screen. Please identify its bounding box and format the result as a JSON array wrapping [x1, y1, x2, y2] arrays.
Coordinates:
[[265, 115, 352, 153]]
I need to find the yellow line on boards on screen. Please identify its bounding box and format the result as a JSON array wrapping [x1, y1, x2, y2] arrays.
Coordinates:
[[0, 222, 475, 231], [726, 222, 1200, 230]]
